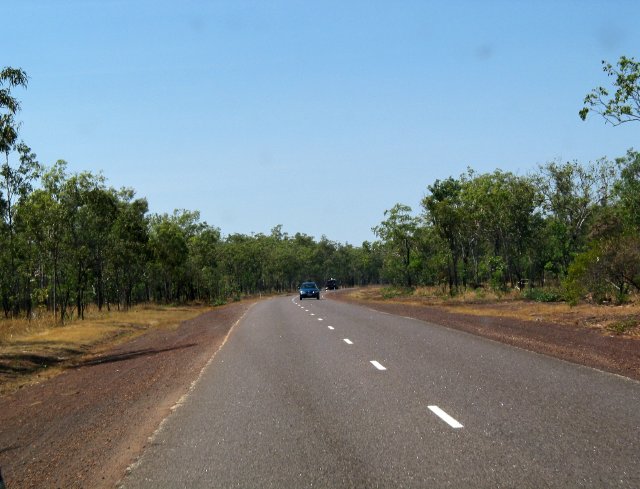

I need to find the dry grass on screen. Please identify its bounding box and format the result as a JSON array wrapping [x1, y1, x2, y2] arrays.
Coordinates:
[[0, 304, 211, 394], [344, 286, 640, 338]]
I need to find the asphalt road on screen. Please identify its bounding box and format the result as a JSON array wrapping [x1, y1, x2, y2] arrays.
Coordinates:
[[120, 295, 640, 488]]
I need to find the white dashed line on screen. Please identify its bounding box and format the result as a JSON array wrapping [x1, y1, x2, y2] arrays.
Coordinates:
[[318, 318, 323, 321], [328, 326, 335, 330], [343, 339, 353, 345], [370, 360, 386, 371], [428, 406, 463, 429], [310, 313, 315, 316]]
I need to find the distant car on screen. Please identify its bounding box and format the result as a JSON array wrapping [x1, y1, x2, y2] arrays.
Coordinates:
[[299, 282, 320, 300], [326, 278, 338, 290]]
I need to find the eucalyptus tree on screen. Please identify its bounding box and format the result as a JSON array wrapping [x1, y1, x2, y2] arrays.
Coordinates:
[[462, 170, 542, 289], [106, 189, 150, 309], [0, 67, 41, 316], [55, 171, 116, 319], [358, 240, 384, 286], [536, 158, 616, 278], [580, 56, 640, 125], [30, 161, 68, 319], [614, 149, 640, 229], [148, 212, 190, 302], [0, 144, 40, 315], [421, 178, 464, 292], [0, 67, 28, 158], [565, 150, 640, 302], [373, 203, 420, 287], [186, 223, 221, 302]]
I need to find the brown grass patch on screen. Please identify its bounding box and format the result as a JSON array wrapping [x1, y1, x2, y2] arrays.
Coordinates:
[[0, 304, 210, 394], [343, 286, 640, 338]]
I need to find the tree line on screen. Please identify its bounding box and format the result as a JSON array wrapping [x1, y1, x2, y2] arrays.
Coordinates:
[[1, 67, 382, 321], [2, 56, 638, 321], [373, 151, 639, 303], [373, 55, 640, 303], [0, 157, 383, 321]]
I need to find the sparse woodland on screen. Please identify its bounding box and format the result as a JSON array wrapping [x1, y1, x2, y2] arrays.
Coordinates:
[[1, 57, 639, 322]]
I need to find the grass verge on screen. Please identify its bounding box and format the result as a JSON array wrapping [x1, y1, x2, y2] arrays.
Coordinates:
[[341, 286, 640, 338], [0, 305, 210, 395]]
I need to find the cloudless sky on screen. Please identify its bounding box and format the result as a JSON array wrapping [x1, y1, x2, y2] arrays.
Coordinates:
[[5, 0, 639, 244]]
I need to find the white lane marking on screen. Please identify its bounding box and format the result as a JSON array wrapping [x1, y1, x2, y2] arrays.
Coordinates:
[[343, 338, 353, 345], [370, 360, 386, 370], [310, 313, 315, 316], [328, 326, 335, 330], [428, 406, 463, 429], [318, 318, 323, 321]]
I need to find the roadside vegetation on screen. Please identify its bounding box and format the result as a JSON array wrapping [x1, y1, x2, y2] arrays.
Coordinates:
[[373, 56, 640, 309], [346, 286, 640, 339], [0, 304, 209, 394], [1, 56, 638, 343]]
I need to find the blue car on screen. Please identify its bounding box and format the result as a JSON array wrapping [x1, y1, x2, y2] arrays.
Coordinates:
[[299, 282, 320, 300]]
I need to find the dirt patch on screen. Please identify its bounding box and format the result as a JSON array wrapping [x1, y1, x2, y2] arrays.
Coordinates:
[[0, 300, 254, 489], [330, 289, 640, 381]]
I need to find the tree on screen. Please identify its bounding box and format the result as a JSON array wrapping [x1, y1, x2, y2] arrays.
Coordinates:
[[373, 203, 420, 287], [535, 159, 615, 278], [614, 149, 640, 229], [580, 56, 640, 125], [0, 67, 28, 155], [0, 67, 36, 316], [148, 214, 189, 302], [107, 190, 149, 309], [422, 178, 464, 292], [460, 170, 542, 290]]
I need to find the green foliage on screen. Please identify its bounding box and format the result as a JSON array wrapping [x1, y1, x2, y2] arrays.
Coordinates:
[[421, 170, 542, 294], [614, 149, 640, 229], [607, 319, 638, 334], [580, 56, 640, 125], [486, 256, 508, 293], [521, 287, 564, 303], [563, 242, 636, 305], [372, 203, 420, 287], [380, 286, 414, 299], [4, 66, 640, 318], [0, 67, 29, 154]]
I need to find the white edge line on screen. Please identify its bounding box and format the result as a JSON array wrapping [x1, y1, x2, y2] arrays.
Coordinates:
[[428, 405, 463, 429], [370, 360, 386, 370], [123, 303, 256, 476]]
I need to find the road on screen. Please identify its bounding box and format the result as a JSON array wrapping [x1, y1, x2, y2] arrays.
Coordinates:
[[120, 295, 640, 488]]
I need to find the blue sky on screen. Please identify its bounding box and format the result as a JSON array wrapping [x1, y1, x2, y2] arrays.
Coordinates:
[[5, 0, 639, 244]]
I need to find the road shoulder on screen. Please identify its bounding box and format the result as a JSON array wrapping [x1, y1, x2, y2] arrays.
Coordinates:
[[0, 300, 253, 489]]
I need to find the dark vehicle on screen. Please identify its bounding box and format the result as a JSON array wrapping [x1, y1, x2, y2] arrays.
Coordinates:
[[299, 282, 320, 300], [326, 278, 338, 290]]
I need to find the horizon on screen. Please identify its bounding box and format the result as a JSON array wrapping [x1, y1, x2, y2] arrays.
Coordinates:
[[5, 0, 639, 245]]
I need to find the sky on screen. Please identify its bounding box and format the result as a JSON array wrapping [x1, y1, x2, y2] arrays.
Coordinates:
[[4, 0, 639, 245]]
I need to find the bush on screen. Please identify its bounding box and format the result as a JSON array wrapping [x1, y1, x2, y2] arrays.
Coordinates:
[[380, 286, 414, 299], [607, 319, 638, 334], [522, 287, 564, 302]]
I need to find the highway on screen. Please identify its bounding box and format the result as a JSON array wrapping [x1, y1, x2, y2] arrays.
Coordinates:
[[121, 295, 640, 488]]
